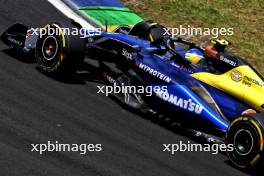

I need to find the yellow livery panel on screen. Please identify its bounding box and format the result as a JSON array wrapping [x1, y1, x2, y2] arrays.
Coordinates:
[[191, 66, 264, 112]]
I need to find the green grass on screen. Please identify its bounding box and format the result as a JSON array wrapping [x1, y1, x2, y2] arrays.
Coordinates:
[[122, 0, 264, 72]]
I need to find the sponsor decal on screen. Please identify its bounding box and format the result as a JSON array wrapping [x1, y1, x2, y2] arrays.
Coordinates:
[[138, 63, 172, 83], [105, 74, 116, 84], [219, 55, 237, 67], [171, 63, 194, 74], [231, 71, 242, 82], [231, 71, 264, 87], [243, 76, 264, 87], [7, 37, 23, 46], [153, 88, 203, 114], [122, 48, 133, 60]]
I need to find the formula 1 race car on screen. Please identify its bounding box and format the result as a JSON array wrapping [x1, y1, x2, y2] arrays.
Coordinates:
[[1, 20, 264, 170]]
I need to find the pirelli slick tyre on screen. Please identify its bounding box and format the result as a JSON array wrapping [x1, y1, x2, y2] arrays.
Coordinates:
[[36, 23, 85, 75], [226, 114, 264, 169]]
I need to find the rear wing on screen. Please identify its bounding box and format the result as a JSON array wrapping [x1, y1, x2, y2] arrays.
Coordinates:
[[63, 0, 143, 31]]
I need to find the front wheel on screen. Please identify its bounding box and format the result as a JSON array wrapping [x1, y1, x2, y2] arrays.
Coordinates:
[[35, 22, 85, 76], [226, 114, 264, 169]]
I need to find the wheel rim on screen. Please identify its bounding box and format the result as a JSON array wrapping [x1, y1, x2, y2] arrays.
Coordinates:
[[234, 129, 254, 156], [41, 36, 58, 61]]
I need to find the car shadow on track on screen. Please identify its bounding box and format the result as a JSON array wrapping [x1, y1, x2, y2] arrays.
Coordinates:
[[2, 48, 104, 85], [2, 48, 36, 63], [35, 60, 104, 85]]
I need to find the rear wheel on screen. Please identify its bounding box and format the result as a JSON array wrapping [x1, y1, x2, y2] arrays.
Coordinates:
[[35, 22, 85, 76], [226, 114, 264, 169], [129, 20, 165, 44]]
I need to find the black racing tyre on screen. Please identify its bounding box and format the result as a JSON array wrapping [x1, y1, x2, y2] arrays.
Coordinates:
[[35, 22, 85, 75], [226, 114, 264, 169], [129, 20, 165, 44]]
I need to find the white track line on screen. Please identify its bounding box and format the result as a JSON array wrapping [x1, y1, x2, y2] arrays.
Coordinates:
[[47, 0, 96, 30]]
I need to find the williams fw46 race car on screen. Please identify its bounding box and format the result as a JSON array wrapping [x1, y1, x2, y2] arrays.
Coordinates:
[[2, 20, 264, 170]]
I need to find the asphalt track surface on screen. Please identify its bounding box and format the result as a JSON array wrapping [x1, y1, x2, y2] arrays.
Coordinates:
[[0, 1, 252, 176]]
